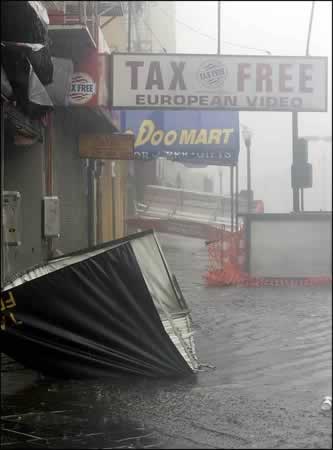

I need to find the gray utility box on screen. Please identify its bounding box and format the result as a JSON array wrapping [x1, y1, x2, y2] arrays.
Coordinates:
[[43, 196, 60, 238], [3, 191, 21, 246]]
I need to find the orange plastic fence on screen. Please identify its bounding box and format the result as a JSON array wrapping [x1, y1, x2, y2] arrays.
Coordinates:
[[205, 229, 332, 288]]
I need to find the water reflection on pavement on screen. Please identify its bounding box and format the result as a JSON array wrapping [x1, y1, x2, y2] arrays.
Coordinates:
[[1, 234, 332, 449]]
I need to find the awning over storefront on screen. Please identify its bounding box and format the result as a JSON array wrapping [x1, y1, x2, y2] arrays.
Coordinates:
[[1, 1, 54, 119]]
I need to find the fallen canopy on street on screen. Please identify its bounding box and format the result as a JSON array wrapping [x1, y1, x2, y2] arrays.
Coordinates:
[[1, 230, 199, 378]]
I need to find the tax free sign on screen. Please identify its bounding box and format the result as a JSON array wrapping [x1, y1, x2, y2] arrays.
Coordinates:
[[111, 53, 327, 112]]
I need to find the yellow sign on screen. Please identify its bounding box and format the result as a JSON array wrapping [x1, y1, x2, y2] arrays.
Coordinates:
[[79, 134, 135, 160], [1, 291, 22, 331], [131, 119, 234, 147]]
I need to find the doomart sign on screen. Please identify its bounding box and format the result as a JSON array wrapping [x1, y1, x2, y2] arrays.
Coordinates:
[[111, 53, 327, 112], [121, 110, 239, 164]]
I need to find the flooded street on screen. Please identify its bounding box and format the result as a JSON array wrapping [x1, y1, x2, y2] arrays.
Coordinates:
[[1, 234, 332, 449]]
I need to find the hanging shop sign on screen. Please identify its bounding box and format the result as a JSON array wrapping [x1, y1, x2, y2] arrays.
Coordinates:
[[121, 110, 240, 165], [69, 72, 96, 105], [65, 48, 110, 107], [111, 53, 327, 112], [79, 133, 135, 159]]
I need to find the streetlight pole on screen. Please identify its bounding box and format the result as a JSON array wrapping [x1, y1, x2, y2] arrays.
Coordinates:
[[293, 0, 315, 213], [246, 140, 251, 214], [301, 0, 315, 211], [242, 126, 252, 214], [217, 1, 224, 220]]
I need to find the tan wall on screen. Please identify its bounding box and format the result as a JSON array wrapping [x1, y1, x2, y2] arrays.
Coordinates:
[[98, 3, 177, 241], [98, 160, 128, 242], [98, 16, 129, 241], [113, 161, 128, 238], [100, 16, 128, 51]]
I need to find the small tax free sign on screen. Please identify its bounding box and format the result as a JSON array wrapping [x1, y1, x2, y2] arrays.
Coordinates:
[[111, 53, 327, 112]]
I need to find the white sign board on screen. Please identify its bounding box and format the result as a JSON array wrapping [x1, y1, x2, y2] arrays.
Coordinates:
[[111, 53, 327, 112]]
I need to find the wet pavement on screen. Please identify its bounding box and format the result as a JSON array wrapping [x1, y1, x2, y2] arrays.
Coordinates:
[[1, 233, 332, 449]]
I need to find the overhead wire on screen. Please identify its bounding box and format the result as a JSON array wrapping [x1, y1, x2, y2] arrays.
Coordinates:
[[141, 16, 168, 53], [157, 5, 272, 54], [127, 3, 168, 53]]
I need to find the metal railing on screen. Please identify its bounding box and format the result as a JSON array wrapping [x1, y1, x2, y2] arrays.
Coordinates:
[[43, 1, 99, 44]]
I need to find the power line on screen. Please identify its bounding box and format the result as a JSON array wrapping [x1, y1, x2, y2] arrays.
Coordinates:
[[122, 7, 167, 53], [158, 5, 217, 41], [157, 5, 271, 54], [140, 16, 167, 53]]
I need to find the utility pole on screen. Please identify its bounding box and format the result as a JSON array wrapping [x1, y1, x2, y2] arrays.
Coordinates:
[[301, 0, 315, 211], [293, 0, 315, 212], [217, 1, 225, 222]]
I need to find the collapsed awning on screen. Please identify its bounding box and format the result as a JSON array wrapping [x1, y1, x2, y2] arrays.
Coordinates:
[[1, 230, 199, 379]]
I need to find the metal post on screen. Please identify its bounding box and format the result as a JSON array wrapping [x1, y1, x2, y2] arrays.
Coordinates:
[[230, 166, 234, 232], [292, 111, 300, 212], [217, 1, 225, 222], [300, 1, 315, 212], [87, 160, 97, 247], [306, 1, 315, 56], [111, 162, 116, 240], [45, 112, 54, 259], [219, 168, 223, 218], [246, 141, 251, 214], [235, 163, 239, 230], [300, 189, 304, 211], [300, 190, 304, 210]]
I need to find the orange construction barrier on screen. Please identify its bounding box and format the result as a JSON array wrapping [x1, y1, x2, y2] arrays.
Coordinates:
[[205, 229, 332, 288]]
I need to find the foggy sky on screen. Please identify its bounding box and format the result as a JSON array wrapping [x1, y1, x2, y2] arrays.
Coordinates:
[[175, 1, 332, 212]]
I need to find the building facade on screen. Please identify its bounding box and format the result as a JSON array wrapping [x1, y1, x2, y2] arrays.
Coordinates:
[[1, 1, 126, 285]]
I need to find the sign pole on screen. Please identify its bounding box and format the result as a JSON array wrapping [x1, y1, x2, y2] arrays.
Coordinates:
[[217, 1, 225, 223], [230, 166, 234, 232], [301, 0, 315, 212], [292, 111, 300, 212]]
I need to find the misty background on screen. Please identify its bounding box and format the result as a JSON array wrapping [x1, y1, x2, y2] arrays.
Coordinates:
[[173, 1, 332, 212]]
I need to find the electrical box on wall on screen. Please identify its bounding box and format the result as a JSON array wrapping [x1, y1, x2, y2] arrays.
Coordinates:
[[3, 191, 22, 246], [43, 196, 60, 238]]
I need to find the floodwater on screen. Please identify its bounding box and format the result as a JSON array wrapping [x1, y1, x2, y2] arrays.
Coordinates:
[[1, 234, 332, 449]]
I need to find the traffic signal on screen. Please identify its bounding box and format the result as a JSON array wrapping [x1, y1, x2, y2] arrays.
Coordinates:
[[291, 138, 313, 189], [291, 163, 312, 188]]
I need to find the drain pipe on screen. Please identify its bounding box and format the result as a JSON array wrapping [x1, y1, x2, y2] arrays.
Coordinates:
[[45, 112, 54, 259], [1, 104, 5, 288]]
